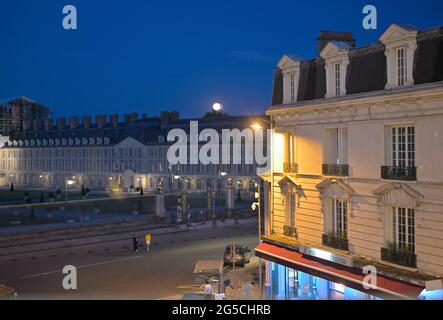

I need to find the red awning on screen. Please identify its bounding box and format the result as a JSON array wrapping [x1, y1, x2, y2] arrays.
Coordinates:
[[256, 242, 425, 299]]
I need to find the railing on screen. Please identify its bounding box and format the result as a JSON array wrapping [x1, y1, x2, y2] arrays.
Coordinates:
[[322, 233, 349, 251], [283, 225, 297, 238], [322, 164, 349, 177], [381, 166, 417, 181], [284, 162, 298, 174], [381, 247, 417, 268]]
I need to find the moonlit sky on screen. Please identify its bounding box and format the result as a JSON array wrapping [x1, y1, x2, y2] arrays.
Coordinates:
[[0, 0, 442, 119]]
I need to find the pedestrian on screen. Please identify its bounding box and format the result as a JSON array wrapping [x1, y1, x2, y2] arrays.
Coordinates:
[[132, 234, 138, 252], [145, 232, 152, 252], [202, 280, 213, 300]]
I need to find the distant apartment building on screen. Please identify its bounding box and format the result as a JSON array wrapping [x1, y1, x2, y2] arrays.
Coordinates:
[[0, 110, 264, 197], [0, 96, 51, 136], [257, 24, 443, 300]]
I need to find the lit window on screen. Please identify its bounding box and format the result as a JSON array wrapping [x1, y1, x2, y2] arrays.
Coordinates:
[[333, 199, 347, 238], [393, 207, 415, 253]]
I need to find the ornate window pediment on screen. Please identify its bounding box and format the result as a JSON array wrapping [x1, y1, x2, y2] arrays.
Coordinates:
[[320, 42, 351, 98], [373, 182, 423, 209], [278, 175, 299, 195], [316, 178, 355, 216]]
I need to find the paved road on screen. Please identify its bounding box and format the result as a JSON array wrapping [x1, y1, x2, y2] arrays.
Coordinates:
[[0, 220, 259, 299]]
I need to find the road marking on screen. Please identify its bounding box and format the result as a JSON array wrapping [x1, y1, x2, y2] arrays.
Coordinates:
[[18, 255, 143, 280]]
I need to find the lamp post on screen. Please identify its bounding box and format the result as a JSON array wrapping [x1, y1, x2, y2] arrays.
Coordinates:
[[251, 117, 275, 235], [65, 178, 75, 201]]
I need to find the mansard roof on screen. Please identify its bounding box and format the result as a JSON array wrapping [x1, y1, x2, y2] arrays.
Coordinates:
[[271, 24, 443, 107]]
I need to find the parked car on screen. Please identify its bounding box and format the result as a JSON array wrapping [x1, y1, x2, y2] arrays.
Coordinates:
[[223, 244, 252, 267]]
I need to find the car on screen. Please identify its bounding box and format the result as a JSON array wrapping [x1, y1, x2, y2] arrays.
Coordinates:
[[223, 244, 252, 267]]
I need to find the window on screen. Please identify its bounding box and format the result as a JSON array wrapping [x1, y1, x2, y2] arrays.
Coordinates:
[[334, 63, 341, 96], [391, 126, 415, 167], [393, 207, 415, 253], [327, 128, 347, 165], [396, 48, 406, 87], [290, 73, 296, 102], [289, 192, 296, 227], [333, 199, 347, 238]]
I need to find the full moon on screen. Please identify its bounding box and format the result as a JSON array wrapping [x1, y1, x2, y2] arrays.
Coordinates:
[[212, 103, 223, 112]]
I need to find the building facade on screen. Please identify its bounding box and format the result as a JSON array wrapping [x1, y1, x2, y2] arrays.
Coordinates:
[[0, 111, 263, 197], [257, 24, 443, 300]]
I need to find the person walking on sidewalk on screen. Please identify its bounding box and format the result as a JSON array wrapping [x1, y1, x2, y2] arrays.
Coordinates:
[[145, 232, 152, 252], [132, 234, 139, 252]]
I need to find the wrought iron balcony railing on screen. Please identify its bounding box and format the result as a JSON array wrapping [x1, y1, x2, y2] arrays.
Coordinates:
[[322, 164, 349, 177], [283, 225, 298, 238], [380, 247, 417, 268], [381, 166, 417, 181], [322, 233, 349, 251], [283, 162, 298, 174]]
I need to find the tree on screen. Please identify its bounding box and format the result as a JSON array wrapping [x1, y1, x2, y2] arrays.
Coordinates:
[[10, 183, 14, 192], [140, 186, 144, 195]]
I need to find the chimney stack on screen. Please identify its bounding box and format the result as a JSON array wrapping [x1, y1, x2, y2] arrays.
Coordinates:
[[317, 31, 356, 55], [130, 112, 139, 122], [124, 114, 131, 124], [69, 116, 79, 129], [160, 111, 170, 128], [44, 118, 53, 131], [96, 115, 106, 128], [170, 111, 179, 124], [109, 114, 119, 128], [57, 117, 66, 130], [83, 115, 91, 129]]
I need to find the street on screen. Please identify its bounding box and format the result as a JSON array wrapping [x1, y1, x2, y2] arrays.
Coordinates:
[[0, 220, 259, 299]]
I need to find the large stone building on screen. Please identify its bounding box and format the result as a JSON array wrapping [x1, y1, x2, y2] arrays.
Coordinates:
[[256, 24, 443, 300], [0, 110, 263, 197]]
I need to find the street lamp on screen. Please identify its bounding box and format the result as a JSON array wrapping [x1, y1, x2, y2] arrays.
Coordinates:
[[250, 117, 275, 235], [65, 179, 75, 201]]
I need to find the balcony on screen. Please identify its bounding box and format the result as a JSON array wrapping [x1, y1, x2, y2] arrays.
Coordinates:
[[322, 233, 349, 251], [381, 166, 417, 181], [283, 162, 298, 174], [381, 247, 417, 268], [322, 164, 349, 177], [283, 225, 298, 238]]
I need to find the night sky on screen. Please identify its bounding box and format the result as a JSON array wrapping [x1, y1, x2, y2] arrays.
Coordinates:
[[0, 0, 442, 119]]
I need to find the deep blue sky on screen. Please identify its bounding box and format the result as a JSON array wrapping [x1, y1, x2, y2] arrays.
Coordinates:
[[0, 0, 442, 119]]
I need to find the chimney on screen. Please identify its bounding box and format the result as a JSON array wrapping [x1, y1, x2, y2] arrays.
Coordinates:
[[83, 115, 91, 129], [109, 114, 119, 128], [317, 31, 356, 55], [69, 116, 79, 129], [124, 114, 131, 124], [57, 117, 66, 130], [96, 115, 106, 128], [130, 112, 138, 122], [44, 118, 53, 131], [170, 111, 179, 124], [160, 111, 170, 128]]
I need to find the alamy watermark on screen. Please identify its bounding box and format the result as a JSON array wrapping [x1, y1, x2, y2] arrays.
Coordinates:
[[166, 121, 271, 175]]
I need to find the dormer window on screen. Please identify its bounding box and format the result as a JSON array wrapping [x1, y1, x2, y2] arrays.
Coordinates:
[[380, 24, 418, 89], [320, 42, 350, 98], [278, 55, 303, 104]]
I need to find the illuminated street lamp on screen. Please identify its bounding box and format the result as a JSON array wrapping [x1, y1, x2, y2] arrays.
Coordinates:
[[65, 178, 75, 201]]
